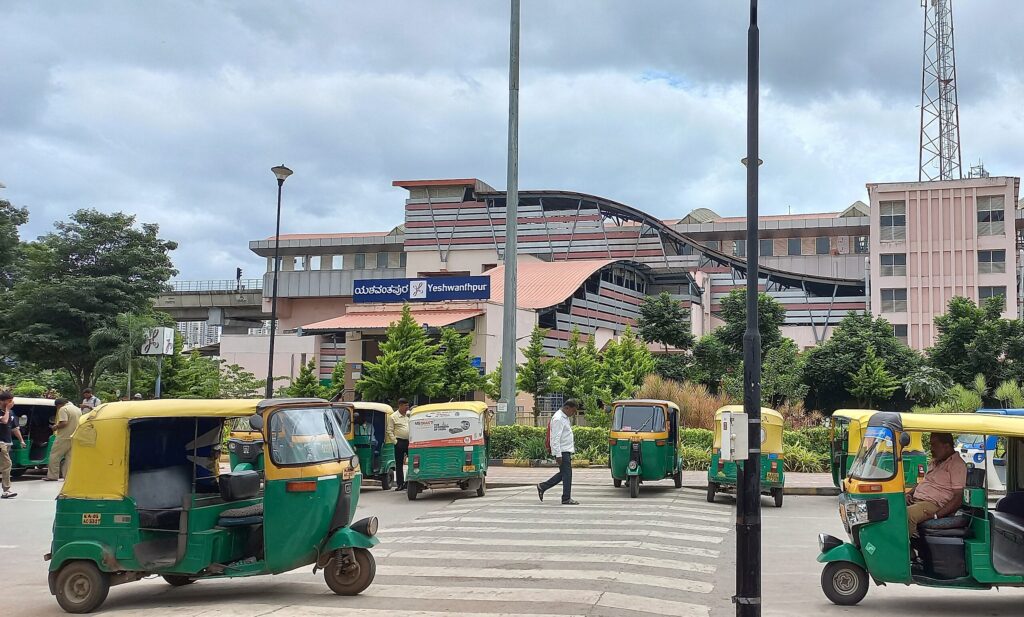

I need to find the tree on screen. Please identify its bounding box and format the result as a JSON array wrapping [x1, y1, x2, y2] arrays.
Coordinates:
[[552, 328, 601, 412], [600, 326, 656, 401], [685, 334, 734, 393], [903, 366, 950, 406], [714, 289, 786, 357], [436, 327, 483, 401], [89, 312, 165, 398], [637, 292, 694, 353], [929, 296, 1016, 389], [327, 361, 346, 401], [482, 361, 503, 402], [517, 326, 556, 426], [994, 380, 1024, 408], [0, 199, 28, 289], [219, 363, 263, 399], [356, 304, 441, 403], [168, 351, 221, 399], [653, 354, 689, 382], [285, 360, 327, 398], [0, 210, 177, 392], [849, 346, 900, 408], [760, 338, 808, 407]]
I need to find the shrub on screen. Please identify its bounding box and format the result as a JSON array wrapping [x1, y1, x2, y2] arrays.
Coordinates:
[[798, 427, 832, 457], [779, 400, 824, 431], [490, 425, 544, 459], [638, 375, 731, 431], [573, 427, 609, 454], [575, 443, 609, 466], [681, 428, 714, 451], [682, 445, 711, 471], [784, 442, 829, 473], [12, 380, 46, 397], [510, 433, 548, 462]]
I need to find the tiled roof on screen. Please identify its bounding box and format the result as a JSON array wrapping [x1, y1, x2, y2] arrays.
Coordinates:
[[300, 309, 483, 333], [488, 259, 616, 310]]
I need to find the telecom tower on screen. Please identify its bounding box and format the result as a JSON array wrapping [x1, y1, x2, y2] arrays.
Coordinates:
[[918, 0, 962, 181]]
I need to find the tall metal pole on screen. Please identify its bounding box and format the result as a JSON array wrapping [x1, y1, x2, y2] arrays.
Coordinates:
[[499, 0, 520, 426], [266, 179, 285, 399], [736, 1, 762, 615]]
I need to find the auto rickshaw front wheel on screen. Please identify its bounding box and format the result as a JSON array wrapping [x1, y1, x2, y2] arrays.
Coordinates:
[[54, 561, 110, 614], [706, 482, 717, 503], [325, 548, 376, 596], [820, 561, 868, 606], [771, 487, 784, 508], [161, 575, 194, 587], [380, 469, 393, 491], [628, 475, 640, 498]]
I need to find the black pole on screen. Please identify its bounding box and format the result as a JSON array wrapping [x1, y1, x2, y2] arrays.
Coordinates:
[[736, 1, 762, 616], [265, 179, 284, 399]]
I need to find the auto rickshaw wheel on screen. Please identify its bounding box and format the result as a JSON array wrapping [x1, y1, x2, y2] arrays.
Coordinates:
[[406, 482, 419, 501], [380, 469, 393, 491], [11, 468, 25, 479], [821, 561, 868, 606], [325, 548, 376, 596], [54, 561, 110, 614], [613, 478, 622, 488], [706, 482, 717, 503], [771, 487, 784, 508], [476, 476, 486, 497], [628, 475, 639, 498], [673, 468, 683, 488], [161, 575, 194, 587]]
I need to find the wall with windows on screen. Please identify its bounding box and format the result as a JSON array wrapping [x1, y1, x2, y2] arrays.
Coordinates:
[[867, 177, 1020, 350]]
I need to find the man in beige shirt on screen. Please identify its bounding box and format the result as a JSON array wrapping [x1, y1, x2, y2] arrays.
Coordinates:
[[906, 432, 968, 537], [390, 398, 411, 491], [45, 398, 82, 482]]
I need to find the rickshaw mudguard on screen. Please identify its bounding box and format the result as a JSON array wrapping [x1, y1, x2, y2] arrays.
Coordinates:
[[48, 540, 121, 573], [324, 527, 379, 551], [817, 542, 867, 570]]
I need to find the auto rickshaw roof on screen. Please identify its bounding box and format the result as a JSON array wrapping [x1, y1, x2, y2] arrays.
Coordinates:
[[12, 397, 57, 406], [868, 412, 1024, 437], [832, 409, 876, 422], [715, 405, 783, 425], [352, 402, 395, 414], [976, 408, 1024, 416], [611, 399, 681, 411], [89, 398, 329, 421], [410, 401, 490, 417]]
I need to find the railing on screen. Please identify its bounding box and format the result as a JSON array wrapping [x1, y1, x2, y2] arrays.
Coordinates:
[[167, 279, 263, 292]]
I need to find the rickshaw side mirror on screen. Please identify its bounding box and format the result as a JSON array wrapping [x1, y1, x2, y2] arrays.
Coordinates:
[[18, 415, 28, 428], [248, 414, 264, 432], [899, 432, 911, 448]]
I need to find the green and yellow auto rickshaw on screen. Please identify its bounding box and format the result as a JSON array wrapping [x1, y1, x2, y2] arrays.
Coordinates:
[[830, 409, 928, 489], [350, 402, 396, 490], [226, 416, 266, 473], [45, 398, 378, 614], [9, 397, 57, 478], [818, 411, 1024, 606], [609, 399, 683, 498], [707, 405, 785, 507], [405, 401, 490, 501]]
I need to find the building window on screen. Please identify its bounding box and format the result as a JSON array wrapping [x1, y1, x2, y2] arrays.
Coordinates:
[[978, 250, 1006, 274], [331, 255, 344, 270], [977, 196, 1005, 236], [759, 239, 774, 257], [880, 288, 908, 313], [400, 253, 407, 268], [879, 200, 907, 242], [354, 253, 366, 269], [893, 324, 908, 345], [375, 252, 387, 268], [855, 236, 869, 254], [979, 286, 1007, 309], [733, 240, 746, 257], [308, 256, 321, 271], [880, 253, 907, 277], [292, 256, 305, 271], [703, 241, 720, 251], [787, 238, 802, 256], [815, 237, 831, 255]]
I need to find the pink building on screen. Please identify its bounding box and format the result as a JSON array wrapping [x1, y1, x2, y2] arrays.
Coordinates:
[[867, 176, 1021, 349]]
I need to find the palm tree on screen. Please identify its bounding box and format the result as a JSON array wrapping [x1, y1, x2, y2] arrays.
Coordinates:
[[89, 312, 161, 396]]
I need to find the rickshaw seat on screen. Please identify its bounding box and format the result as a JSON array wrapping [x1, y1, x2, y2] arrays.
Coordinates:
[[218, 503, 264, 527], [129, 465, 192, 530], [996, 492, 1024, 517], [920, 515, 972, 538]]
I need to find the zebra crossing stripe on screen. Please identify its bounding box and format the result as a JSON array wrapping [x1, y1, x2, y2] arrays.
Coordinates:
[[292, 608, 587, 617], [411, 515, 731, 534], [598, 591, 709, 617], [436, 505, 731, 522], [377, 524, 724, 544], [376, 535, 720, 558], [374, 565, 714, 593], [374, 548, 716, 574]]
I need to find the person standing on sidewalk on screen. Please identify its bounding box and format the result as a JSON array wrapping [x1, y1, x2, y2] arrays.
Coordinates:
[[390, 398, 411, 491], [80, 389, 101, 413], [537, 399, 579, 505], [45, 399, 81, 482], [0, 391, 19, 499]]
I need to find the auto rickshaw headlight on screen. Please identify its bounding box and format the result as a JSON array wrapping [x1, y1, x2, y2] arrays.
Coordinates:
[[844, 498, 889, 527], [227, 441, 237, 452], [628, 460, 638, 471], [352, 516, 379, 537], [818, 533, 843, 554]]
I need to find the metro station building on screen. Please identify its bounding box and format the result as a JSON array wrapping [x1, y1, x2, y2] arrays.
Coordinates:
[[221, 175, 1023, 408]]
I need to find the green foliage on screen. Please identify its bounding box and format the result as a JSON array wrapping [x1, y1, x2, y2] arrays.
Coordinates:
[[994, 380, 1024, 408], [488, 425, 544, 459], [572, 427, 609, 454], [849, 346, 900, 407], [761, 338, 808, 406], [510, 433, 548, 462], [168, 351, 220, 398], [0, 198, 28, 289], [784, 426, 831, 455], [285, 360, 327, 398], [936, 385, 983, 413], [356, 304, 441, 404], [600, 326, 655, 401], [681, 428, 714, 451], [574, 443, 609, 466], [12, 380, 46, 397], [218, 363, 263, 398], [517, 326, 556, 422], [685, 335, 734, 393], [89, 312, 166, 397], [435, 327, 483, 401], [784, 442, 829, 473], [653, 354, 689, 382], [682, 445, 711, 471], [552, 329, 605, 425], [328, 361, 346, 400], [637, 292, 694, 353], [714, 289, 787, 357], [929, 296, 1024, 390], [482, 361, 503, 402], [903, 366, 950, 406]]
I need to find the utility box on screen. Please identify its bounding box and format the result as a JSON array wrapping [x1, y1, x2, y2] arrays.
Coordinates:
[[720, 411, 749, 462]]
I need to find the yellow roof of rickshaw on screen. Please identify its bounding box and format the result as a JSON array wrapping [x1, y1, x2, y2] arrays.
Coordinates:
[[351, 402, 394, 414], [12, 397, 57, 406], [878, 412, 1024, 438], [715, 405, 784, 425], [832, 409, 876, 422], [612, 399, 681, 411], [410, 401, 490, 417], [88, 398, 264, 420]]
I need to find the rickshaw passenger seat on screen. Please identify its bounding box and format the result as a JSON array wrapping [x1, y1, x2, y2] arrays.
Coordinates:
[[219, 470, 260, 502], [995, 492, 1024, 517], [218, 503, 264, 527], [920, 515, 972, 538], [129, 465, 192, 530]]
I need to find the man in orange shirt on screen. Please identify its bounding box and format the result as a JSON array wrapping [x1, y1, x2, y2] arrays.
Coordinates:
[[906, 432, 968, 537]]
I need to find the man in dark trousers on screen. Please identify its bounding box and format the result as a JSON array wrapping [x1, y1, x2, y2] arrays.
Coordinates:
[[537, 399, 579, 505], [390, 398, 411, 491]]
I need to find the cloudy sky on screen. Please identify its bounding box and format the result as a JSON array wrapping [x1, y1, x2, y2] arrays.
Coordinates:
[[3, 1, 1022, 280]]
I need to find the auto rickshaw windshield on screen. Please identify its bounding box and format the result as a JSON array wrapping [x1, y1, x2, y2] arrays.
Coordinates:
[[958, 433, 985, 448], [848, 426, 897, 481], [613, 405, 665, 432], [268, 406, 355, 465]]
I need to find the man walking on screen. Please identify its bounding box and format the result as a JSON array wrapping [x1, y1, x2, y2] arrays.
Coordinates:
[[80, 389, 101, 413], [45, 399, 81, 482], [1, 392, 19, 499], [538, 399, 579, 505], [390, 398, 411, 491]]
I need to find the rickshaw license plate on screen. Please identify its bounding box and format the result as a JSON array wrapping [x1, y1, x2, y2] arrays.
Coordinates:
[[242, 446, 251, 454], [766, 472, 779, 483], [463, 465, 476, 472]]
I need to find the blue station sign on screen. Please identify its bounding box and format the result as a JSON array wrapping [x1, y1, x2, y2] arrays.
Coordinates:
[[353, 276, 492, 304]]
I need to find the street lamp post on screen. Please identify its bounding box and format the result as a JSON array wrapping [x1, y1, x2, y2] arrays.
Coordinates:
[[266, 164, 293, 399], [499, 0, 521, 426]]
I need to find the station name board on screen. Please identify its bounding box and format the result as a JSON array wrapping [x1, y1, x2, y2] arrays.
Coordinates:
[[353, 276, 491, 303]]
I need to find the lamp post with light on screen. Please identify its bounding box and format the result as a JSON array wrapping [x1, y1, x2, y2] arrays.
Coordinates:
[[266, 164, 293, 398]]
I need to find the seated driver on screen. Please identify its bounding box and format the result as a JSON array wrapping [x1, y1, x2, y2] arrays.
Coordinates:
[[906, 432, 967, 537]]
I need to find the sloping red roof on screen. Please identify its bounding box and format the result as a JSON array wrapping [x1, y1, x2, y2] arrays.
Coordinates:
[[488, 259, 615, 310], [266, 232, 389, 241], [392, 179, 480, 188], [300, 309, 483, 333]]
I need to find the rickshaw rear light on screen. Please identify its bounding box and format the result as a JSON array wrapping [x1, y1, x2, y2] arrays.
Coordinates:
[[413, 455, 420, 469], [608, 438, 617, 446], [770, 460, 778, 472], [285, 481, 317, 492], [655, 440, 666, 446], [465, 450, 473, 465], [918, 464, 925, 477]]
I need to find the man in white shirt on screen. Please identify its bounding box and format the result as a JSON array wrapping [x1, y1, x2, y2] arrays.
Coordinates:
[[80, 389, 101, 413], [537, 400, 579, 505]]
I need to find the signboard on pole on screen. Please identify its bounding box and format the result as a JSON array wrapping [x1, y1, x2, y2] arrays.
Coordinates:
[[353, 276, 491, 304], [141, 328, 175, 356]]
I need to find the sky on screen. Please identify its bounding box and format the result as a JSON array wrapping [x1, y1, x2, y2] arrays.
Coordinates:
[[2, 1, 1022, 281]]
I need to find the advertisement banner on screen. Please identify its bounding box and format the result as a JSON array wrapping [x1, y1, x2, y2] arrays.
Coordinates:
[[140, 327, 175, 356], [409, 412, 484, 447], [353, 276, 491, 304]]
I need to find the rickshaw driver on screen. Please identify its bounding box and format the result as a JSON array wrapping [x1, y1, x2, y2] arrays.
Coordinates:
[[906, 432, 967, 537]]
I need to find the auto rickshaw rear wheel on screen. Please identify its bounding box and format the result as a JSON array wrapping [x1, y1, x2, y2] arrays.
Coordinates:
[[161, 575, 194, 587], [820, 561, 868, 606], [476, 476, 486, 497], [325, 548, 376, 596], [706, 482, 717, 503], [771, 487, 784, 508], [613, 478, 622, 488], [628, 476, 639, 498], [380, 469, 393, 491], [54, 561, 110, 614], [407, 482, 419, 501], [673, 468, 683, 488]]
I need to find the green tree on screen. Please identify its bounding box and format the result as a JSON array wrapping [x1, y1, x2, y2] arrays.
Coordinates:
[[637, 292, 694, 353], [327, 361, 346, 400], [903, 366, 950, 406], [849, 346, 900, 407], [760, 338, 807, 407], [0, 210, 177, 392], [89, 312, 166, 398], [356, 304, 441, 403], [928, 296, 1011, 389], [600, 326, 656, 401], [552, 328, 601, 412], [685, 334, 734, 393], [482, 361, 503, 402], [517, 326, 556, 426], [436, 327, 483, 401], [0, 199, 28, 289], [285, 360, 327, 398], [219, 363, 264, 399], [168, 351, 221, 398], [994, 380, 1024, 408], [714, 289, 787, 357], [12, 380, 46, 397]]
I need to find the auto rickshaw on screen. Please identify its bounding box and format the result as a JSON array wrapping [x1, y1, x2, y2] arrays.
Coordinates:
[[609, 399, 683, 498], [9, 397, 57, 478], [830, 409, 928, 489], [225, 416, 265, 473], [818, 411, 1024, 606], [45, 398, 378, 614], [350, 402, 396, 490], [956, 408, 1024, 492], [405, 401, 490, 500], [707, 405, 785, 507]]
